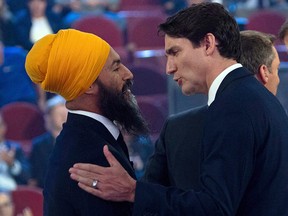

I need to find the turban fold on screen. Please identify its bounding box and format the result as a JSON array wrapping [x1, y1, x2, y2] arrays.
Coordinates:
[[25, 29, 110, 101]]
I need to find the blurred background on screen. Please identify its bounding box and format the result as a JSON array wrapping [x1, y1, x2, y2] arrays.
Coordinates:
[[0, 1, 287, 215]]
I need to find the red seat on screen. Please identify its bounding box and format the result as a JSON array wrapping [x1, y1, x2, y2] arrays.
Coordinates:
[[71, 15, 125, 47], [71, 15, 132, 64], [246, 10, 286, 40], [136, 96, 167, 141], [127, 16, 166, 50], [120, 0, 162, 10], [11, 186, 43, 216], [1, 102, 46, 141], [130, 64, 167, 95]]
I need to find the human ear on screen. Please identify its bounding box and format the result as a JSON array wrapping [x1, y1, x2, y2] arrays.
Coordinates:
[[85, 82, 98, 95], [256, 64, 269, 85], [204, 33, 216, 55]]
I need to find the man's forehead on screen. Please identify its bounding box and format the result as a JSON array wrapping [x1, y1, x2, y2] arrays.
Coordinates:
[[165, 37, 192, 52], [104, 48, 120, 68]]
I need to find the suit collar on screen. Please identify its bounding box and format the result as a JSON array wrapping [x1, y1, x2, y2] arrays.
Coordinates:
[[66, 113, 117, 144], [208, 63, 242, 105], [68, 110, 120, 139], [215, 67, 253, 100]]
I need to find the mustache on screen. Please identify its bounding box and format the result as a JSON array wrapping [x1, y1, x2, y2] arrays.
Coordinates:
[[122, 80, 133, 93]]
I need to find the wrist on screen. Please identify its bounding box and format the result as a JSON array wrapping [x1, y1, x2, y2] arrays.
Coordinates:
[[128, 179, 136, 203]]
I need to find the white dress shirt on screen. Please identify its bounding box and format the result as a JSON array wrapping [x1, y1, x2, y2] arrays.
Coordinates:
[[68, 110, 120, 140]]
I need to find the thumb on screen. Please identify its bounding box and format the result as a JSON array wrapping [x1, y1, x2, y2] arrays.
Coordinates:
[[103, 145, 120, 167]]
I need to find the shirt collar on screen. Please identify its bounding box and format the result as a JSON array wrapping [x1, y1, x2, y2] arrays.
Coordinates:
[[208, 63, 242, 106], [68, 110, 120, 140]]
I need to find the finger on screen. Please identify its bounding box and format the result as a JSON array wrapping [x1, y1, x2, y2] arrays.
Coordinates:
[[78, 182, 125, 202], [70, 172, 96, 187], [73, 163, 105, 174], [78, 182, 105, 199], [103, 145, 121, 167], [69, 167, 98, 180]]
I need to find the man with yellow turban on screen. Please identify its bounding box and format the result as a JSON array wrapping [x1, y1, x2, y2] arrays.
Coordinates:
[[25, 29, 148, 215]]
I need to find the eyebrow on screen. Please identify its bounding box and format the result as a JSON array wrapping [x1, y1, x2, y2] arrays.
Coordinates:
[[111, 59, 121, 67], [165, 46, 179, 56], [165, 48, 173, 55]]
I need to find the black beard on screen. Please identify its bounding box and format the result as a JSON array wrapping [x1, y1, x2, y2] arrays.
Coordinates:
[[97, 79, 149, 135]]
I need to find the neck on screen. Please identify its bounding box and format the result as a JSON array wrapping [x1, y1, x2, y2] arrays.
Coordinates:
[[206, 58, 238, 91], [66, 95, 102, 114]]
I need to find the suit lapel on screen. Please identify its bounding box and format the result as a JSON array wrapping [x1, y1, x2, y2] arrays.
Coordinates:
[[67, 113, 135, 178], [91, 121, 135, 177]]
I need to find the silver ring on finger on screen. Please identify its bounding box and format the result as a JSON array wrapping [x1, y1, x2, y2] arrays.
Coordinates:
[[92, 179, 98, 189]]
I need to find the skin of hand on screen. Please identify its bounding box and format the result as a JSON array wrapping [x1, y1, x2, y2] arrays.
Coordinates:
[[16, 207, 34, 216], [0, 147, 15, 166], [69, 145, 136, 202]]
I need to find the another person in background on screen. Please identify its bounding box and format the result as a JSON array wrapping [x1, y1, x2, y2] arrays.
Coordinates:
[[240, 30, 280, 95], [0, 0, 16, 46], [28, 95, 67, 188], [5, 0, 27, 15], [0, 192, 13, 216], [279, 19, 288, 49], [13, 0, 63, 50], [57, 0, 124, 29], [160, 0, 187, 15], [0, 192, 33, 216], [25, 29, 149, 215], [69, 3, 288, 215], [0, 40, 42, 109], [0, 114, 30, 192]]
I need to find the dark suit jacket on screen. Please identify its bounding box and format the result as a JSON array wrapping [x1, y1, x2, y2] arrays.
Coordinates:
[[142, 105, 207, 191], [30, 132, 55, 188], [44, 113, 135, 216], [133, 67, 288, 216]]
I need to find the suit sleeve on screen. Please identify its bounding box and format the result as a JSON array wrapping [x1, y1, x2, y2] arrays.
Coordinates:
[[141, 120, 170, 186], [133, 110, 255, 216]]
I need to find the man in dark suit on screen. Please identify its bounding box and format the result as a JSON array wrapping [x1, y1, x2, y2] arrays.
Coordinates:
[[142, 105, 207, 191], [69, 2, 288, 215], [25, 29, 148, 215], [142, 30, 281, 192]]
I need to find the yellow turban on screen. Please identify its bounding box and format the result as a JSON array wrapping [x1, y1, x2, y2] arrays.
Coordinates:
[[25, 29, 110, 101]]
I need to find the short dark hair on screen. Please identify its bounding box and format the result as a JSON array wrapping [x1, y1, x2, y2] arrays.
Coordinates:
[[279, 20, 288, 41], [158, 2, 241, 61], [240, 30, 275, 75]]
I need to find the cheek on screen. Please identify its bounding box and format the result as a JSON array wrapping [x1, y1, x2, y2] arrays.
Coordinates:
[[276, 75, 280, 86], [113, 82, 122, 93], [113, 78, 124, 92], [270, 74, 280, 92]]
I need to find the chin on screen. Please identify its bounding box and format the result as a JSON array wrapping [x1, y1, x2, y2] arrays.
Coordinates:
[[182, 88, 194, 96]]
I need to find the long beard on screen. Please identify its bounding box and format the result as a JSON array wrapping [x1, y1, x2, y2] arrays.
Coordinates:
[[97, 80, 149, 135]]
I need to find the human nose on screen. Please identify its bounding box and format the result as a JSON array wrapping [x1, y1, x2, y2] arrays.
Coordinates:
[[166, 58, 176, 75], [123, 65, 133, 80]]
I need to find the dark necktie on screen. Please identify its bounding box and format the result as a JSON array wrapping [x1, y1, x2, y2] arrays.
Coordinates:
[[117, 133, 135, 171], [117, 133, 130, 159]]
